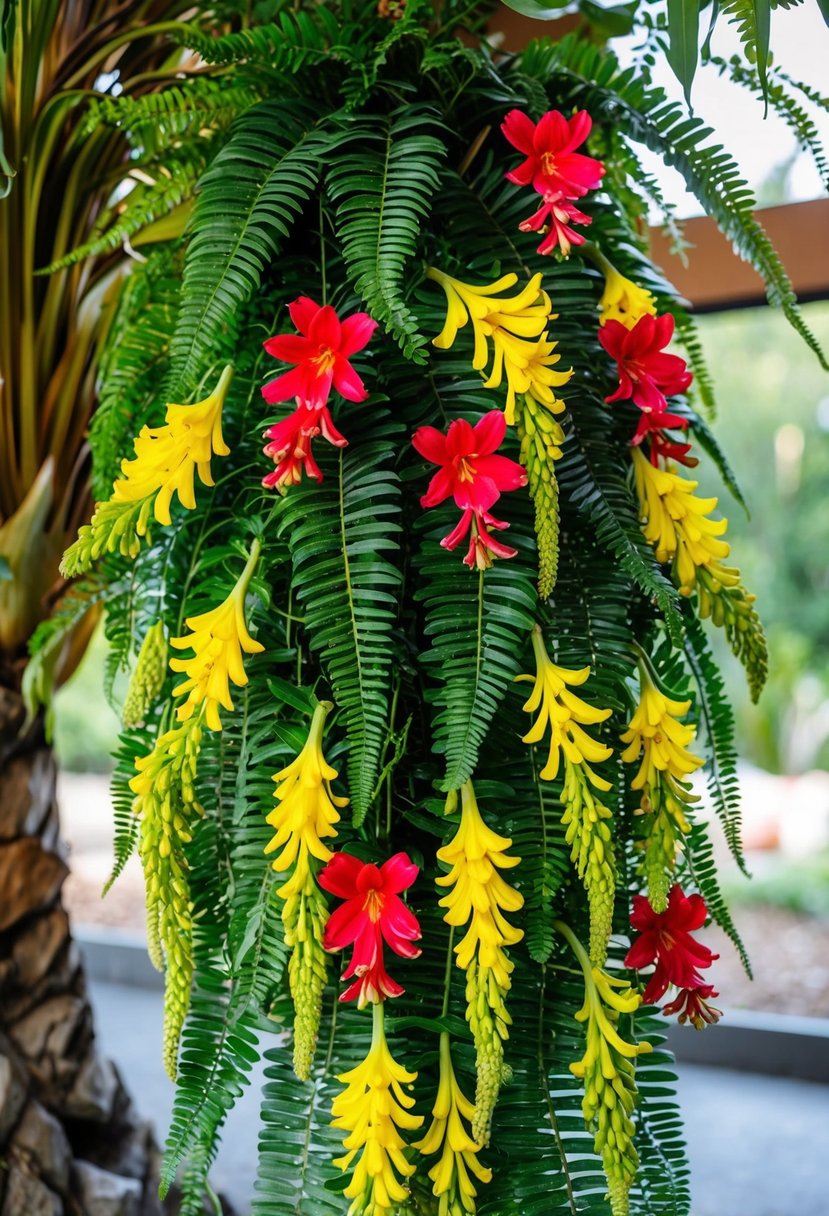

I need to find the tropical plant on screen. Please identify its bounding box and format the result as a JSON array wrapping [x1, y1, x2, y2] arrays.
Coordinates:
[[55, 2, 827, 1215], [0, 1, 234, 1211]]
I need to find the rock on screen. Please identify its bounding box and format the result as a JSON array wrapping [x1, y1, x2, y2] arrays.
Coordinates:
[[13, 1100, 71, 1194], [0, 838, 67, 932], [1, 1166, 62, 1216], [75, 1160, 142, 1216], [0, 1043, 28, 1140], [10, 994, 86, 1064], [63, 1049, 122, 1122]]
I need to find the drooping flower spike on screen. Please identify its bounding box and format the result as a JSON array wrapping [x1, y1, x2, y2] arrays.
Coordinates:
[[168, 540, 264, 732], [426, 269, 572, 422], [624, 884, 719, 1005], [412, 411, 527, 570], [518, 194, 593, 258], [262, 296, 377, 409], [320, 851, 421, 1006], [61, 366, 233, 575]]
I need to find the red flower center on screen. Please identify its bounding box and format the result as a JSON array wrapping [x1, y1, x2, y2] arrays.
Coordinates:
[[356, 863, 386, 922]]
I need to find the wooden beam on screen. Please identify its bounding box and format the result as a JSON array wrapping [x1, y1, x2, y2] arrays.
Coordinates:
[[649, 199, 829, 313]]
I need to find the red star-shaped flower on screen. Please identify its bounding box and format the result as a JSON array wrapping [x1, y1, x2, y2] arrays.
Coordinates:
[[262, 296, 377, 410], [320, 851, 421, 1006], [624, 884, 718, 1004], [599, 313, 693, 415], [502, 108, 605, 201]]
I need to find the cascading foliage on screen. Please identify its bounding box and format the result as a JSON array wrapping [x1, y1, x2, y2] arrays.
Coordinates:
[[54, 3, 827, 1214]]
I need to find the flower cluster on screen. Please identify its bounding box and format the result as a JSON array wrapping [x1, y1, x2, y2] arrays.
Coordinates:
[[436, 781, 523, 1143], [620, 661, 702, 910], [427, 269, 571, 423], [559, 921, 652, 1216], [261, 296, 376, 491], [321, 851, 421, 1006], [625, 885, 722, 1030], [61, 367, 233, 575], [331, 1002, 423, 1216], [502, 109, 605, 256], [122, 620, 168, 729], [415, 1032, 492, 1216], [265, 701, 347, 1078], [169, 540, 264, 731], [517, 626, 616, 963], [412, 412, 527, 569]]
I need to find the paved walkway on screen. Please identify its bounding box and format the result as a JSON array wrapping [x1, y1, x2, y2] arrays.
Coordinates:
[[88, 978, 829, 1215]]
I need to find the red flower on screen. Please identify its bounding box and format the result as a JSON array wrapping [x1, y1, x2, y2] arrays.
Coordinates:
[[412, 412, 526, 568], [320, 851, 421, 1006], [502, 108, 605, 201], [599, 314, 693, 415], [518, 195, 592, 258], [663, 983, 723, 1029], [261, 402, 347, 492], [624, 884, 718, 1004], [262, 296, 377, 410]]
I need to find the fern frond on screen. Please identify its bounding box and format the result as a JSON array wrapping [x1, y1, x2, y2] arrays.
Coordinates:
[[326, 107, 446, 362]]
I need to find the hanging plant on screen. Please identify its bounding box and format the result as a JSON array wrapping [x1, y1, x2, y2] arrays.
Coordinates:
[[56, 2, 827, 1214]]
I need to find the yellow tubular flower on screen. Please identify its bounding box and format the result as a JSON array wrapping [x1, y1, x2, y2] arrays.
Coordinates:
[[631, 447, 730, 595], [426, 267, 571, 424], [415, 1033, 492, 1216], [620, 661, 702, 911], [169, 540, 264, 731], [265, 700, 345, 1079], [332, 1002, 423, 1216], [516, 625, 613, 785], [436, 781, 523, 1145], [129, 713, 204, 1079], [597, 264, 656, 329], [557, 921, 652, 1216], [60, 367, 233, 577], [113, 364, 232, 525], [265, 700, 348, 888], [620, 665, 703, 792]]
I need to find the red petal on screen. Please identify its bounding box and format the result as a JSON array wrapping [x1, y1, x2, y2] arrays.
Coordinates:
[[642, 967, 670, 1004], [475, 453, 527, 493], [446, 418, 476, 460], [288, 296, 321, 335], [412, 425, 448, 465], [380, 851, 419, 895], [506, 158, 537, 187], [340, 313, 377, 357], [534, 110, 567, 154], [421, 465, 455, 508], [318, 851, 364, 899], [624, 934, 657, 970], [501, 109, 537, 154], [629, 894, 659, 931], [261, 366, 308, 404], [323, 898, 368, 952], [567, 110, 592, 151], [441, 508, 473, 550], [309, 303, 341, 348], [332, 356, 367, 403], [264, 334, 312, 364], [472, 410, 507, 455]]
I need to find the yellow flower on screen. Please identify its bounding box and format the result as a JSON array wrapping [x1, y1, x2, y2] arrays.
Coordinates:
[[620, 665, 703, 791], [557, 921, 652, 1216], [436, 781, 523, 989], [632, 447, 730, 595], [169, 540, 264, 731], [516, 625, 612, 784], [415, 1033, 492, 1215], [113, 365, 232, 526], [427, 267, 571, 423], [265, 700, 347, 888], [332, 1003, 423, 1216], [598, 264, 656, 329]]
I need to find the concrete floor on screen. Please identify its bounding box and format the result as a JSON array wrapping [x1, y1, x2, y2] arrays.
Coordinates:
[[88, 978, 829, 1216]]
